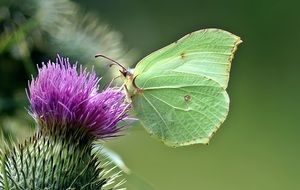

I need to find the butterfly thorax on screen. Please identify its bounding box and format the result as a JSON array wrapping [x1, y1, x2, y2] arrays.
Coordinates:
[[122, 68, 142, 99]]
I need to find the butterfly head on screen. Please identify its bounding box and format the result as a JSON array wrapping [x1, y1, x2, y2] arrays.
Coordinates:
[[95, 54, 139, 95], [119, 68, 133, 78]]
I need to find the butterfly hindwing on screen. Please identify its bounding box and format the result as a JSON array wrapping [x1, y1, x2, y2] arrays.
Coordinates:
[[132, 71, 229, 146]]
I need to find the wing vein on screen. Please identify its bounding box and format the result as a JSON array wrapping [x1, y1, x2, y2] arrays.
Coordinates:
[[143, 85, 214, 90], [179, 90, 226, 121], [147, 93, 212, 137], [142, 94, 168, 139]]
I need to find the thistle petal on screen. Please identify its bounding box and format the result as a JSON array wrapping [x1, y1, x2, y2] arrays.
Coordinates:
[[28, 55, 130, 139]]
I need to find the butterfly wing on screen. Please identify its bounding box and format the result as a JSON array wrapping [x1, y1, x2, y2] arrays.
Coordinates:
[[132, 71, 229, 146], [130, 29, 241, 146], [134, 29, 242, 89]]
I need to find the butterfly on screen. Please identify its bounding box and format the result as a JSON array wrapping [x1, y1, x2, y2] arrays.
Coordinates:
[[97, 29, 242, 147]]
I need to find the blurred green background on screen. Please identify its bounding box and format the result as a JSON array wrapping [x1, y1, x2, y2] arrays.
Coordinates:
[[1, 0, 299, 189]]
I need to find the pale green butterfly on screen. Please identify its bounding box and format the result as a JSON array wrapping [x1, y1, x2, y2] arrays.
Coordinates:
[[97, 29, 242, 147]]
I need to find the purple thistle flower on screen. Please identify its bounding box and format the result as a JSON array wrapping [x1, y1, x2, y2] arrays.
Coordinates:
[[27, 55, 130, 139]]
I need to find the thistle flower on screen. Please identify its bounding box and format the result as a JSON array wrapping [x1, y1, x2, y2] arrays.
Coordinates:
[[0, 56, 129, 189], [27, 55, 130, 139]]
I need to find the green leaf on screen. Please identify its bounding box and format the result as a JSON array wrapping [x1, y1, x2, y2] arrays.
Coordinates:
[[96, 145, 155, 190]]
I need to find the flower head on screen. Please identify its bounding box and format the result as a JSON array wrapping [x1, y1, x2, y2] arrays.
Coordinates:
[[28, 55, 129, 139]]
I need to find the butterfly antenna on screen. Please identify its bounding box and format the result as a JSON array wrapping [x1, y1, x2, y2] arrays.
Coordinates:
[[95, 54, 127, 71]]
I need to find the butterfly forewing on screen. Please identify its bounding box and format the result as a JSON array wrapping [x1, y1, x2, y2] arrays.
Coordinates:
[[134, 29, 241, 89]]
